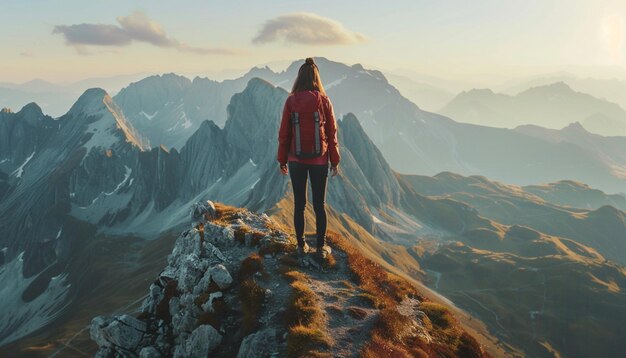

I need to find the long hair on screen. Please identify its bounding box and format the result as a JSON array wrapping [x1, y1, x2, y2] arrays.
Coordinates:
[[291, 57, 326, 96]]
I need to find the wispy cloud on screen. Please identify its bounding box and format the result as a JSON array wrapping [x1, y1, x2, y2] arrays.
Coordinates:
[[19, 51, 33, 57], [53, 11, 243, 55], [253, 13, 368, 46]]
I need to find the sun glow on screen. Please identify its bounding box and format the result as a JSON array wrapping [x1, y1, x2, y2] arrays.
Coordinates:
[[601, 13, 625, 65]]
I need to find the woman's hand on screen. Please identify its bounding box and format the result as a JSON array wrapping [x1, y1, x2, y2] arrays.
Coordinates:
[[279, 164, 288, 175], [330, 165, 338, 177]]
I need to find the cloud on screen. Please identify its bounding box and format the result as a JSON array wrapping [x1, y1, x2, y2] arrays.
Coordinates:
[[19, 51, 33, 57], [253, 13, 368, 45], [52, 11, 242, 55], [52, 23, 131, 46]]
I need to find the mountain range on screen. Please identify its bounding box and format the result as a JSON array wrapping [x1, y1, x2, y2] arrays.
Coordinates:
[[1, 58, 626, 357], [97, 58, 626, 195], [440, 82, 626, 136]]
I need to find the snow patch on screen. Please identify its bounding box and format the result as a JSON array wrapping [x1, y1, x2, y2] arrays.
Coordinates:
[[140, 110, 158, 120], [326, 75, 347, 89], [11, 151, 35, 178], [105, 166, 132, 196], [249, 158, 257, 167], [0, 253, 71, 346]]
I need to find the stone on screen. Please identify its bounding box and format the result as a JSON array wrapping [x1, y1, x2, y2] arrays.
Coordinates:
[[177, 254, 206, 292], [94, 347, 115, 358], [93, 315, 147, 350], [190, 200, 217, 223], [201, 292, 223, 312], [204, 242, 227, 262], [90, 316, 112, 347], [169, 296, 180, 317], [244, 232, 253, 246], [158, 266, 177, 286], [237, 328, 277, 358], [193, 267, 214, 295], [169, 230, 204, 267], [139, 346, 162, 358], [209, 264, 233, 289], [172, 310, 196, 336], [173, 344, 187, 358], [185, 325, 222, 357]]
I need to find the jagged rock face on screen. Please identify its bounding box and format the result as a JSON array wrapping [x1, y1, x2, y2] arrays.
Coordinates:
[[114, 73, 251, 150], [90, 201, 277, 357], [0, 102, 58, 178]]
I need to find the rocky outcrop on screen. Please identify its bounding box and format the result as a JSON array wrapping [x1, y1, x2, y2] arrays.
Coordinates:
[[90, 200, 281, 357]]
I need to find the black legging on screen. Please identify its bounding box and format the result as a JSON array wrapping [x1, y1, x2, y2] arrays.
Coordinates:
[[288, 161, 329, 247]]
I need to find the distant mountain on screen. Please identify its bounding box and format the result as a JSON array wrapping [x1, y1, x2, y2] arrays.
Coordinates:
[[440, 82, 626, 136], [384, 73, 455, 112], [502, 74, 626, 111], [401, 171, 626, 265], [0, 74, 153, 117], [523, 180, 626, 209]]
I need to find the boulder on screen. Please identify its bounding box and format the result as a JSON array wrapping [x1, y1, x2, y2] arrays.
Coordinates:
[[177, 254, 206, 292], [91, 314, 147, 350], [139, 346, 162, 358], [209, 264, 233, 289], [168, 230, 203, 266], [185, 325, 222, 357], [190, 200, 217, 223], [90, 316, 112, 347], [201, 292, 223, 312], [237, 328, 278, 358]]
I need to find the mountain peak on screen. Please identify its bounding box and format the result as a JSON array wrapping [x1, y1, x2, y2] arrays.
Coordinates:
[[523, 81, 573, 95], [67, 88, 110, 117], [17, 102, 43, 117], [562, 121, 588, 133], [65, 87, 148, 150], [245, 77, 275, 91]]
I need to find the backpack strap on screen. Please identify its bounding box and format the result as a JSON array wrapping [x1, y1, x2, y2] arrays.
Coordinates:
[[313, 111, 321, 154], [292, 111, 301, 155]]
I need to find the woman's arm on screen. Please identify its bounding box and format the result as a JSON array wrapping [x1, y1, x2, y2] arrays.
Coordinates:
[[277, 97, 292, 166], [323, 97, 340, 167]]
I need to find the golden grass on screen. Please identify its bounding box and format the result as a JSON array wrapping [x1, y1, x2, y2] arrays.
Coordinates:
[[259, 238, 296, 256], [284, 271, 332, 357], [346, 306, 368, 320], [286, 325, 333, 358], [326, 231, 420, 308], [285, 281, 326, 328], [321, 230, 487, 357], [238, 278, 266, 334], [239, 252, 264, 280]]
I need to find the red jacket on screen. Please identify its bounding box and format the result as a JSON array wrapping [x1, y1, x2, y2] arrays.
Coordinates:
[[277, 90, 340, 167]]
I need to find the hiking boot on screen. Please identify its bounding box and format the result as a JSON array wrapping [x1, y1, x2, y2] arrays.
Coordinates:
[[314, 244, 332, 261], [297, 242, 311, 258]]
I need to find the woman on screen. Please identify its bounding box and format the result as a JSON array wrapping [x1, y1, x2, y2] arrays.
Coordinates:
[[277, 57, 340, 260]]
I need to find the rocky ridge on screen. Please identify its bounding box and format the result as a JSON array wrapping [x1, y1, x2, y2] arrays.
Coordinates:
[[90, 200, 489, 357]]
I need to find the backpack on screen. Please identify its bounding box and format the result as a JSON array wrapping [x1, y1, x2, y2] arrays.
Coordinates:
[[290, 92, 327, 158]]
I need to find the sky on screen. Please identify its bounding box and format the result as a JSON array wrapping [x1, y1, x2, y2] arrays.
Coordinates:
[[1, 0, 626, 84]]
